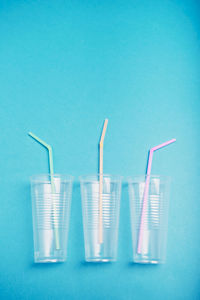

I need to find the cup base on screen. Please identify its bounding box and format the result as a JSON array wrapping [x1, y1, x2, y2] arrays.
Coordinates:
[[133, 259, 159, 264], [34, 252, 66, 263], [86, 258, 115, 263], [34, 257, 65, 263]]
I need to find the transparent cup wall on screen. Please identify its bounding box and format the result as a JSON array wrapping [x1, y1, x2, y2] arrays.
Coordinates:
[[128, 175, 170, 264], [31, 174, 73, 263], [80, 175, 122, 262]]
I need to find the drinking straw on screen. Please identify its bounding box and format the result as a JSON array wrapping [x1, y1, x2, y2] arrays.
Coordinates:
[[98, 119, 108, 244], [28, 132, 60, 250], [137, 138, 176, 254]]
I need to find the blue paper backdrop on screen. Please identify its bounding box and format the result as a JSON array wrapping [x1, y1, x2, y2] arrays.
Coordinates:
[[0, 0, 199, 299]]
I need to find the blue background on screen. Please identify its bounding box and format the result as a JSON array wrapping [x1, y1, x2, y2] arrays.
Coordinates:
[[0, 0, 199, 299]]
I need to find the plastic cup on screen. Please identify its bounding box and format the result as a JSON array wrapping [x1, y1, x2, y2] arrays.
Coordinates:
[[80, 174, 122, 262], [128, 175, 170, 264], [30, 174, 73, 263]]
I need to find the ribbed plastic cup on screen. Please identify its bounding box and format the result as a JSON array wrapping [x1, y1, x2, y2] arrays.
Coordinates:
[[30, 174, 73, 263], [128, 175, 170, 264], [80, 174, 122, 262]]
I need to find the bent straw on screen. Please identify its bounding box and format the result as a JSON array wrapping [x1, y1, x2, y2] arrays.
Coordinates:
[[28, 132, 60, 250], [137, 138, 176, 254], [98, 119, 108, 244]]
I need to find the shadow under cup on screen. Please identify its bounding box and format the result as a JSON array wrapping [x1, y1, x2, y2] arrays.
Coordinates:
[[30, 174, 73, 263], [80, 175, 122, 262], [128, 175, 171, 264]]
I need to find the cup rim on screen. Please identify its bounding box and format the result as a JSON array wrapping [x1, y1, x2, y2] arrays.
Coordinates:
[[30, 174, 74, 182], [79, 174, 123, 182], [127, 174, 171, 183]]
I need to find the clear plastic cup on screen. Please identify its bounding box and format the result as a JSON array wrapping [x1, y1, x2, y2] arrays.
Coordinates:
[[80, 174, 122, 262], [30, 174, 73, 263], [128, 175, 170, 264]]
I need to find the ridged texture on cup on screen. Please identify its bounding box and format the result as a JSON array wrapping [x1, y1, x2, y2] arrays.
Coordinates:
[[31, 174, 73, 263], [128, 175, 170, 264], [80, 174, 122, 262]]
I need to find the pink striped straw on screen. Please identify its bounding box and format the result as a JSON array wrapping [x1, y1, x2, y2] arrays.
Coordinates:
[[137, 138, 176, 254]]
